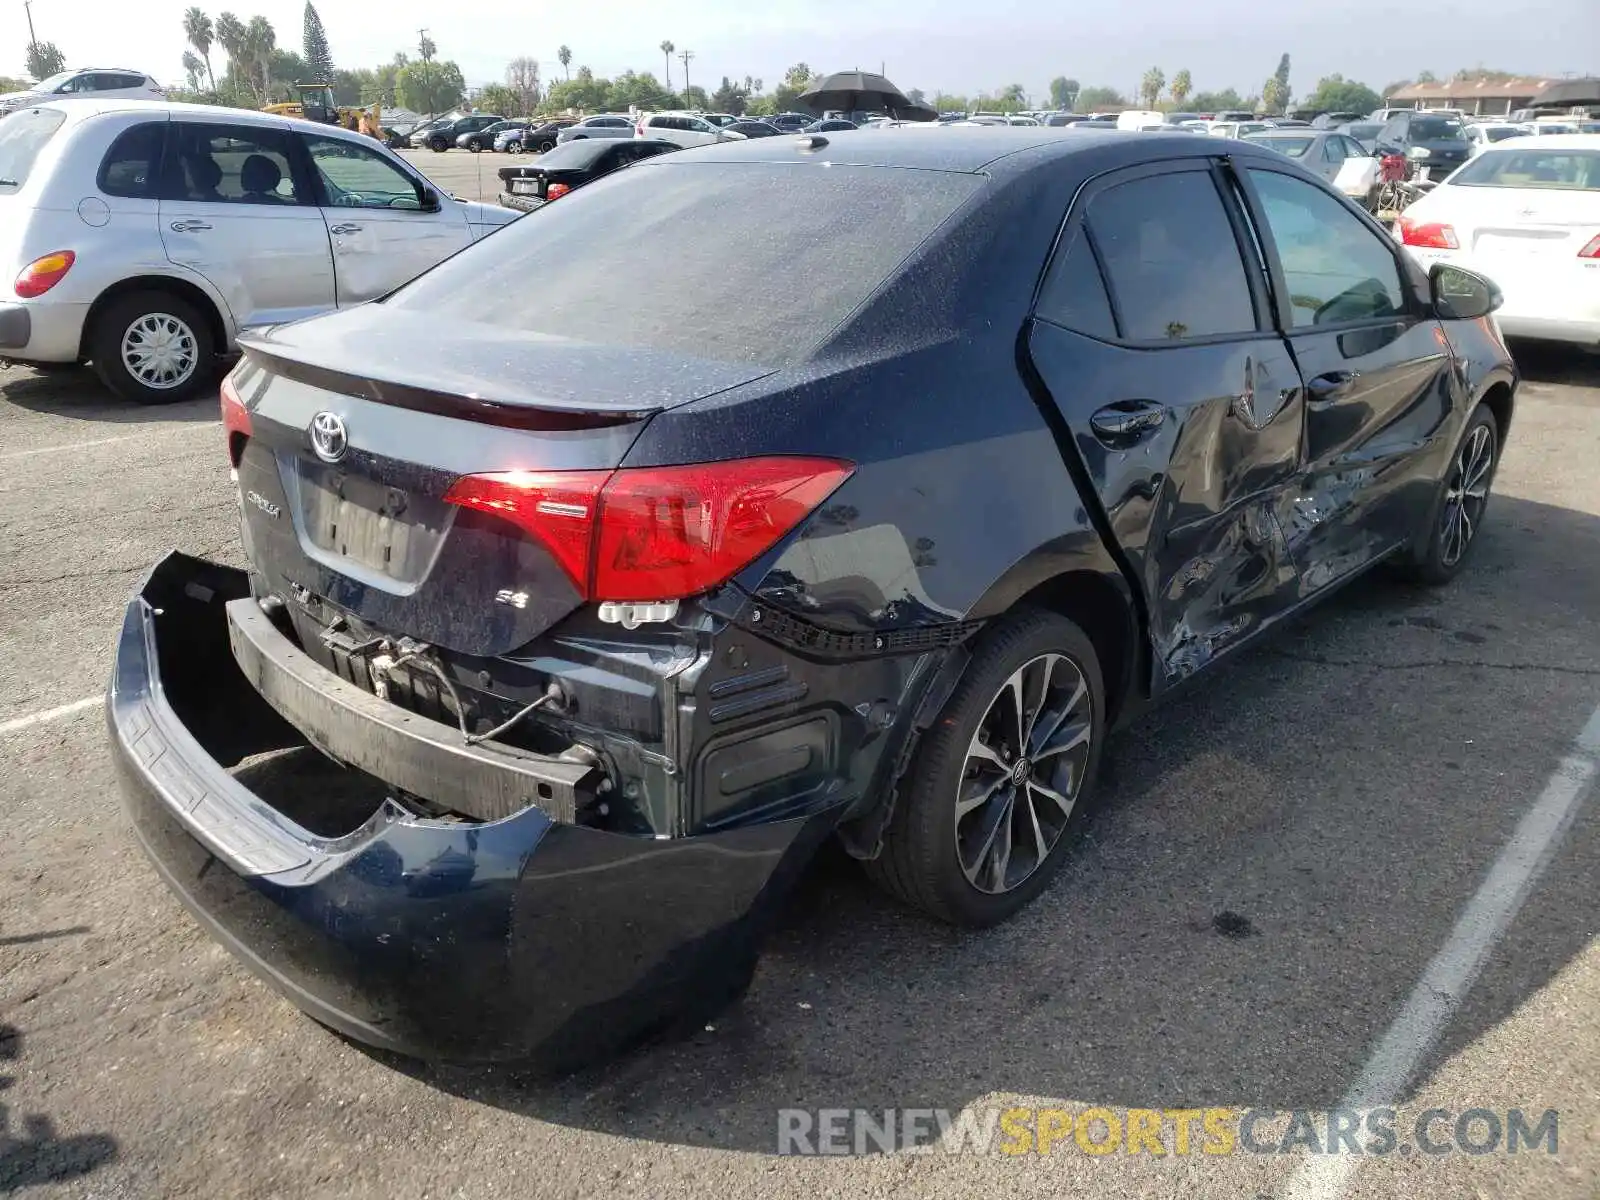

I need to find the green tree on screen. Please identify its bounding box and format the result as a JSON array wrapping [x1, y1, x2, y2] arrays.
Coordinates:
[[0, 76, 28, 92], [772, 61, 813, 111], [997, 83, 1027, 113], [543, 67, 607, 112], [1415, 69, 1438, 83], [931, 91, 969, 113], [331, 67, 363, 105], [1170, 69, 1192, 107], [1076, 85, 1126, 112], [507, 56, 540, 113], [906, 87, 925, 105], [1139, 66, 1165, 108], [557, 45, 572, 81], [181, 51, 206, 91], [242, 15, 276, 100], [659, 40, 674, 92], [302, 2, 332, 81], [710, 75, 747, 114], [1191, 87, 1245, 112], [396, 58, 465, 113], [1261, 52, 1291, 114], [604, 70, 672, 111], [1302, 73, 1381, 115], [24, 42, 66, 80], [1381, 79, 1410, 99], [477, 83, 521, 116], [683, 83, 710, 110], [1048, 76, 1079, 109], [215, 11, 246, 66], [183, 8, 217, 93]]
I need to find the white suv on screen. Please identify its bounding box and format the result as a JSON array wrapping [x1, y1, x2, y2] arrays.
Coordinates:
[[634, 112, 746, 148], [0, 68, 164, 117], [0, 100, 519, 403]]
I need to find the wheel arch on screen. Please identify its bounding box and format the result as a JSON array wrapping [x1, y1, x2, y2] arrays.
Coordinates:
[[80, 274, 233, 362], [1477, 377, 1515, 442]]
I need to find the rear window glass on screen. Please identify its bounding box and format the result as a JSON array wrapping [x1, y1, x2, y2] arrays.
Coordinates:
[[1451, 149, 1600, 190], [536, 139, 612, 168], [389, 162, 981, 364], [1245, 135, 1313, 158], [1412, 117, 1465, 140], [99, 122, 165, 198], [0, 107, 67, 188]]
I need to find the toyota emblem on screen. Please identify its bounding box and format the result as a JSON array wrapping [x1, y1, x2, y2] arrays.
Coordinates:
[[309, 411, 348, 463]]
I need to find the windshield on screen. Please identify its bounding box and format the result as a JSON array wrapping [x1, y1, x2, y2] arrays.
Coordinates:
[[1450, 148, 1600, 190], [1245, 134, 1313, 158], [32, 71, 75, 92], [1412, 117, 1465, 140], [390, 162, 981, 365], [1484, 127, 1527, 143], [0, 107, 67, 187]]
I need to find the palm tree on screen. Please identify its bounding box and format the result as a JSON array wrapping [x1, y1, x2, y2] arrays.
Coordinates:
[[183, 8, 217, 94], [1140, 66, 1165, 109], [1170, 68, 1192, 108], [244, 15, 276, 101], [558, 45, 571, 81], [214, 12, 246, 92], [181, 50, 206, 92], [660, 40, 674, 92]]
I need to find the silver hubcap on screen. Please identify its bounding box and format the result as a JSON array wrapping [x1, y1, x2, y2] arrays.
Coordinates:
[[956, 653, 1094, 895], [121, 313, 198, 390], [1440, 424, 1494, 567]]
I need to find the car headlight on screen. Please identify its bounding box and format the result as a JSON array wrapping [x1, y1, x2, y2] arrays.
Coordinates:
[[1409, 146, 1431, 159]]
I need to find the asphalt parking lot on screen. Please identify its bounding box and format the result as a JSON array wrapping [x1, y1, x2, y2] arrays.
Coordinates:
[[1, 343, 1598, 1198], [398, 146, 524, 202]]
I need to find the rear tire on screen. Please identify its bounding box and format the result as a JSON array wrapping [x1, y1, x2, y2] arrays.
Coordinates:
[[1397, 404, 1500, 585], [864, 609, 1105, 927], [537, 138, 556, 152], [429, 136, 449, 153], [467, 140, 481, 152], [90, 291, 215, 405]]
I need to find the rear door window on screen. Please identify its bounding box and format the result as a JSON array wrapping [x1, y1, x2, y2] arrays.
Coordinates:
[[1036, 231, 1118, 341], [1246, 168, 1408, 327], [1086, 169, 1259, 341], [0, 107, 67, 189], [165, 123, 305, 205], [98, 121, 167, 198]]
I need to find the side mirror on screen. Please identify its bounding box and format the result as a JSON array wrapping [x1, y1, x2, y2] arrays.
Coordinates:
[[1430, 263, 1501, 321], [418, 186, 442, 213]]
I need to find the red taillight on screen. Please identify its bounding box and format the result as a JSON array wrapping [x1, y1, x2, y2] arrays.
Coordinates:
[[445, 457, 854, 601], [1399, 217, 1459, 249], [545, 182, 571, 201], [1579, 234, 1600, 259], [220, 374, 252, 466], [14, 250, 75, 298]]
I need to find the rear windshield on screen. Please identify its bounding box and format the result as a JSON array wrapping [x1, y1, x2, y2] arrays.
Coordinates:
[[536, 139, 612, 168], [1450, 148, 1600, 190], [0, 107, 67, 187], [1412, 117, 1465, 140], [1484, 127, 1527, 143], [1245, 134, 1313, 158], [390, 162, 981, 364]]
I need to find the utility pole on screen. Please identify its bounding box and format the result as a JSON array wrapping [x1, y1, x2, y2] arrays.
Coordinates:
[[23, 0, 38, 58], [679, 49, 694, 105], [417, 28, 435, 117]]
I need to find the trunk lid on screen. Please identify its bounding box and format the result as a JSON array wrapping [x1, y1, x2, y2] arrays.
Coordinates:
[[233, 309, 771, 657]]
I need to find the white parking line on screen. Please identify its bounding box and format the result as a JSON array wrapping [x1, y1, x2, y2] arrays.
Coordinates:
[[1280, 700, 1600, 1200], [0, 695, 103, 736], [0, 422, 220, 462]]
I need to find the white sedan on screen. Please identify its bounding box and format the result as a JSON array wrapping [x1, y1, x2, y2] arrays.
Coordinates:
[[1396, 134, 1600, 347]]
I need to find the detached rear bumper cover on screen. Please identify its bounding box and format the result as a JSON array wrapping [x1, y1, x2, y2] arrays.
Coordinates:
[[109, 552, 837, 1063]]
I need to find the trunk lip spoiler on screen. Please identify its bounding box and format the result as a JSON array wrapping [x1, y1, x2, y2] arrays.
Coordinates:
[[236, 341, 660, 432]]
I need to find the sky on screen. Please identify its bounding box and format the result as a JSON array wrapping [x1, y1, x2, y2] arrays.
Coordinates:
[[8, 0, 1598, 101]]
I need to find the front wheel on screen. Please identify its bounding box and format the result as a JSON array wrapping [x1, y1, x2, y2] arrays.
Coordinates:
[[507, 142, 523, 154], [865, 609, 1105, 927], [467, 140, 481, 152], [90, 291, 215, 404], [1398, 404, 1500, 585], [429, 136, 449, 153], [537, 138, 556, 152]]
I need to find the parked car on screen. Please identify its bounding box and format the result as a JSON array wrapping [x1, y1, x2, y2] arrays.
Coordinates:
[[496, 138, 679, 211], [1464, 122, 1530, 156], [767, 112, 814, 132], [0, 101, 519, 402], [108, 125, 1515, 1067], [1310, 111, 1363, 129], [458, 119, 527, 152], [1368, 107, 1413, 123], [1211, 109, 1255, 123], [724, 119, 782, 138], [1374, 111, 1472, 182], [1210, 120, 1272, 139], [701, 113, 739, 128], [423, 114, 504, 152], [1242, 129, 1382, 204], [803, 118, 860, 133], [555, 114, 636, 143], [1337, 120, 1386, 153], [1042, 113, 1089, 127], [1164, 112, 1203, 125], [635, 112, 748, 148], [1395, 134, 1600, 346], [499, 119, 576, 154], [0, 68, 164, 117]]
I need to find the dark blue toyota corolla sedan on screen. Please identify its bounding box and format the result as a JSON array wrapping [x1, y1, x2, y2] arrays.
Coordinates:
[[109, 128, 1517, 1065]]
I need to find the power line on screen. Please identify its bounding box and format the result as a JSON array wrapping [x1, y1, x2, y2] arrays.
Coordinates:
[[679, 49, 694, 100]]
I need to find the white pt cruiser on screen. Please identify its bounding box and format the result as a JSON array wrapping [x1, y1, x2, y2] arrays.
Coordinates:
[[0, 100, 520, 403]]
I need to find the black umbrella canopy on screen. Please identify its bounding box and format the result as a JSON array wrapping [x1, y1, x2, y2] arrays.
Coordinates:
[[797, 70, 932, 119], [1530, 78, 1600, 109]]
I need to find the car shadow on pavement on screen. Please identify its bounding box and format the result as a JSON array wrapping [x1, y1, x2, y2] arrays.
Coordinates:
[[0, 367, 220, 425], [400, 489, 1600, 1153], [0, 1024, 119, 1192], [1511, 341, 1600, 388]]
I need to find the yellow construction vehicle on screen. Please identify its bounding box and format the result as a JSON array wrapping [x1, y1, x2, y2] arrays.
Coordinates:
[[261, 82, 380, 138]]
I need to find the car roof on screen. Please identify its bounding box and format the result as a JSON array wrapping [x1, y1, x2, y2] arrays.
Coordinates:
[[672, 126, 1214, 174], [21, 98, 391, 139], [1483, 133, 1600, 149]]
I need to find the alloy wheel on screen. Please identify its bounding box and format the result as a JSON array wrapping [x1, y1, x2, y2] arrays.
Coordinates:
[[955, 652, 1094, 895], [1440, 423, 1494, 567], [121, 313, 198, 391]]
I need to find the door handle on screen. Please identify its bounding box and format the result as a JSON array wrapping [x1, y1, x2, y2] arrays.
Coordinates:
[[329, 223, 362, 235], [169, 220, 212, 232], [1090, 400, 1166, 443], [1306, 371, 1357, 403]]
